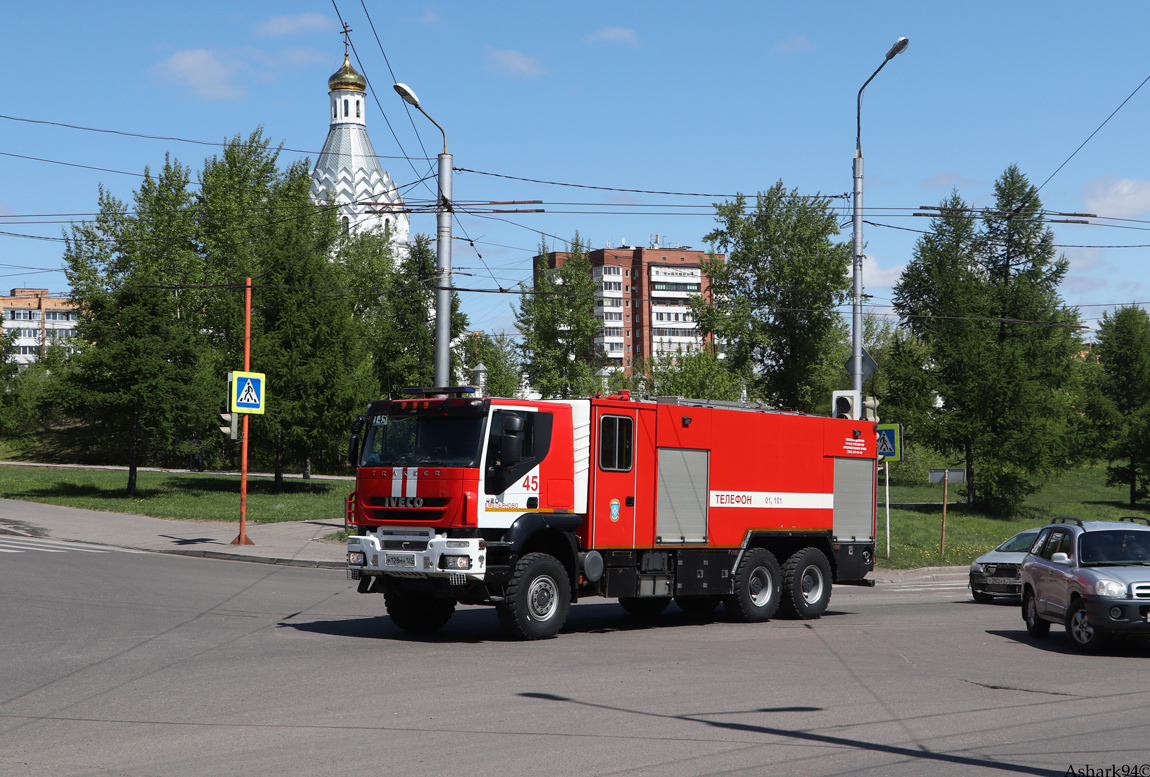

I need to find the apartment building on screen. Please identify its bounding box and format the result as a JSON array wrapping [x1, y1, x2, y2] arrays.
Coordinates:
[[1, 288, 80, 367], [538, 240, 724, 375]]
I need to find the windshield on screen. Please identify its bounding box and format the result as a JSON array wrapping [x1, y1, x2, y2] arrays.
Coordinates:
[[1079, 530, 1150, 566], [359, 414, 485, 468], [997, 531, 1039, 553]]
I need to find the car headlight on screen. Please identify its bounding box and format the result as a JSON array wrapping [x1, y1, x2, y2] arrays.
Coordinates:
[[1094, 579, 1126, 598], [439, 555, 471, 570], [348, 551, 366, 566], [970, 562, 983, 574]]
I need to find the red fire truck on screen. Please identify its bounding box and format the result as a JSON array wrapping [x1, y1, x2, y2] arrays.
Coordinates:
[[345, 388, 878, 639]]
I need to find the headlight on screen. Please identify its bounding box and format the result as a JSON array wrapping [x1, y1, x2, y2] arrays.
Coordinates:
[[439, 555, 471, 570], [348, 551, 366, 565], [970, 562, 983, 574], [1094, 579, 1126, 598]]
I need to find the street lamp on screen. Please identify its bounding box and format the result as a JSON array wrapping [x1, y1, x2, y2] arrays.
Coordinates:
[[851, 37, 908, 398], [394, 82, 452, 389]]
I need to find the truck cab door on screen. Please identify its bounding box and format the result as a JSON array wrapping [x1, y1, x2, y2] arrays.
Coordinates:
[[592, 408, 638, 548]]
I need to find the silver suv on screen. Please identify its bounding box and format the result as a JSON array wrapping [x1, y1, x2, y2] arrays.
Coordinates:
[[1020, 517, 1150, 652]]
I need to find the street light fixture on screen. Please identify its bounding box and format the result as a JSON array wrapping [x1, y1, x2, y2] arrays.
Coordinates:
[[394, 82, 452, 389], [851, 37, 908, 400]]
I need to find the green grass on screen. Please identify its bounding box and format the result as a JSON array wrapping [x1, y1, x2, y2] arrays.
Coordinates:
[[875, 464, 1146, 568], [0, 465, 349, 524]]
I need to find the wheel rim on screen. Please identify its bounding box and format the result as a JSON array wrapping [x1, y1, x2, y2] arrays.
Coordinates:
[[527, 574, 558, 621], [1070, 609, 1093, 644], [1026, 596, 1038, 626], [800, 564, 825, 605], [748, 566, 773, 607]]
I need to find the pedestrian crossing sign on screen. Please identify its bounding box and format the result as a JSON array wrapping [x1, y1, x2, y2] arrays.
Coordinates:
[[230, 371, 266, 414], [876, 423, 901, 461]]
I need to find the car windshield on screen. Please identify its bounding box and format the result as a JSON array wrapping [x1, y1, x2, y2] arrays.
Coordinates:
[[1079, 530, 1150, 566], [997, 531, 1039, 553], [359, 414, 485, 468]]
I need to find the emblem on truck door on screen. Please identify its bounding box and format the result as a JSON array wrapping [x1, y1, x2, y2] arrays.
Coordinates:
[[610, 498, 621, 522]]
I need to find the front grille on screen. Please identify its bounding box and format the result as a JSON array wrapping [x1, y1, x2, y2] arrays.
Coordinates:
[[381, 540, 429, 551], [1132, 583, 1150, 599], [363, 497, 449, 508], [365, 508, 445, 522], [983, 563, 1019, 577]]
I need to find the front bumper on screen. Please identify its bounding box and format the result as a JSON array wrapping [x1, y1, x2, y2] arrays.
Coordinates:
[[1082, 596, 1150, 635], [347, 528, 485, 582], [969, 572, 1022, 596]]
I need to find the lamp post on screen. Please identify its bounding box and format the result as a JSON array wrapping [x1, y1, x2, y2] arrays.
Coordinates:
[[394, 82, 452, 389], [851, 37, 908, 396]]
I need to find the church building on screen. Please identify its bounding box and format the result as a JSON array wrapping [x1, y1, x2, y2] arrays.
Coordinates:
[[310, 51, 409, 244]]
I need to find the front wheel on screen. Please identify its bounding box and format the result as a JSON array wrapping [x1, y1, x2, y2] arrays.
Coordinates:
[[1065, 599, 1110, 653], [497, 552, 571, 640], [724, 548, 781, 623], [780, 547, 833, 619], [1023, 590, 1050, 638], [384, 585, 456, 634]]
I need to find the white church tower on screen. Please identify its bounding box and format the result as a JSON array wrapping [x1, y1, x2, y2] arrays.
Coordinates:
[[310, 50, 410, 244]]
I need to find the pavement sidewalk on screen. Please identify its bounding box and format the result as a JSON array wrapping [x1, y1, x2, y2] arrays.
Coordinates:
[[0, 498, 347, 569]]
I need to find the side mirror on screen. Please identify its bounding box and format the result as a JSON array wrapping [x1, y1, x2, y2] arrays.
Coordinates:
[[347, 435, 360, 468], [1051, 552, 1070, 565], [502, 433, 523, 467]]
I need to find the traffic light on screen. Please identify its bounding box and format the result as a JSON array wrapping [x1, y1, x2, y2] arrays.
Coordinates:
[[219, 412, 239, 440], [862, 396, 880, 423], [831, 390, 860, 420]]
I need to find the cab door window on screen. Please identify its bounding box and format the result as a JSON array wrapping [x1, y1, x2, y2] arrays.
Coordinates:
[[599, 415, 633, 472], [484, 410, 552, 495]]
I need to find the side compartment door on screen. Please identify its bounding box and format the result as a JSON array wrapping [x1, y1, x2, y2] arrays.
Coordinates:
[[592, 408, 638, 549]]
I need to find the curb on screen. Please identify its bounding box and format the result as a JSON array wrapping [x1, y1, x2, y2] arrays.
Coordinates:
[[137, 546, 345, 569]]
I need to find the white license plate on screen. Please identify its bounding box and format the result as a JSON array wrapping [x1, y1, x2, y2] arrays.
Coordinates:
[[385, 553, 416, 568], [985, 576, 1018, 585]]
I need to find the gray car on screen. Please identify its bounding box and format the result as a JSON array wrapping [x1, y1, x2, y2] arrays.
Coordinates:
[[1020, 517, 1150, 652], [969, 529, 1040, 603]]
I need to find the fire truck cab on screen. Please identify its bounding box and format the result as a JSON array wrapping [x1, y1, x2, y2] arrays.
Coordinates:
[[346, 388, 877, 640]]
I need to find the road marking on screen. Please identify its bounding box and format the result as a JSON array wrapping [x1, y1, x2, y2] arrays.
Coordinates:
[[0, 537, 144, 555]]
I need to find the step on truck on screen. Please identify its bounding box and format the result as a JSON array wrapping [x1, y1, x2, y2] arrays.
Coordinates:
[[345, 388, 878, 639]]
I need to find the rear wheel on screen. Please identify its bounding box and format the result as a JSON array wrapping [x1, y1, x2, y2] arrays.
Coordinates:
[[1066, 599, 1110, 653], [675, 595, 722, 615], [780, 547, 833, 619], [724, 548, 781, 623], [619, 597, 671, 617], [497, 552, 571, 640], [1023, 589, 1050, 638], [384, 585, 456, 634]]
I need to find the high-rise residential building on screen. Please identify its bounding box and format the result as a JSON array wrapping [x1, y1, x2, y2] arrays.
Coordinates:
[[310, 50, 409, 245], [538, 240, 724, 375], [1, 288, 79, 367]]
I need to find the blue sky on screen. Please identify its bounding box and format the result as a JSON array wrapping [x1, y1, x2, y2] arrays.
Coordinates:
[[4, 2, 1150, 340]]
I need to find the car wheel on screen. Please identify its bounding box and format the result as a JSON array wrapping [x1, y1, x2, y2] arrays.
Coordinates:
[[496, 552, 571, 640], [619, 597, 671, 617], [724, 548, 781, 623], [384, 585, 456, 634], [1023, 590, 1050, 638], [1065, 599, 1110, 653], [780, 547, 833, 619], [972, 589, 995, 604]]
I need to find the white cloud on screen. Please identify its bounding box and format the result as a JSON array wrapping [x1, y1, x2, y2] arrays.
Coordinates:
[[485, 48, 547, 79], [1065, 275, 1108, 294], [771, 34, 813, 55], [862, 253, 904, 290], [255, 13, 334, 37], [154, 49, 248, 99], [420, 9, 441, 25], [1063, 246, 1105, 272], [586, 27, 638, 46], [1082, 176, 1150, 219], [0, 202, 14, 217]]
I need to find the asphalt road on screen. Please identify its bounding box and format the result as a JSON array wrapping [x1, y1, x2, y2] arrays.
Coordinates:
[[1, 547, 1147, 777]]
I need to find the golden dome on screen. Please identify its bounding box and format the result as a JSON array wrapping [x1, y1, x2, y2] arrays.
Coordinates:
[[328, 54, 366, 91]]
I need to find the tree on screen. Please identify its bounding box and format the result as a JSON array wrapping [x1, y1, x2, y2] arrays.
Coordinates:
[[695, 182, 851, 412], [0, 329, 21, 435], [64, 160, 217, 495], [457, 331, 522, 398], [516, 233, 604, 398], [1089, 306, 1150, 505], [886, 167, 1082, 514]]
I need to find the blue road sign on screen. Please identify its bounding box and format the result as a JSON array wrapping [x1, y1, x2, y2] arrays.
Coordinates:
[[876, 423, 901, 461], [230, 371, 266, 414]]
